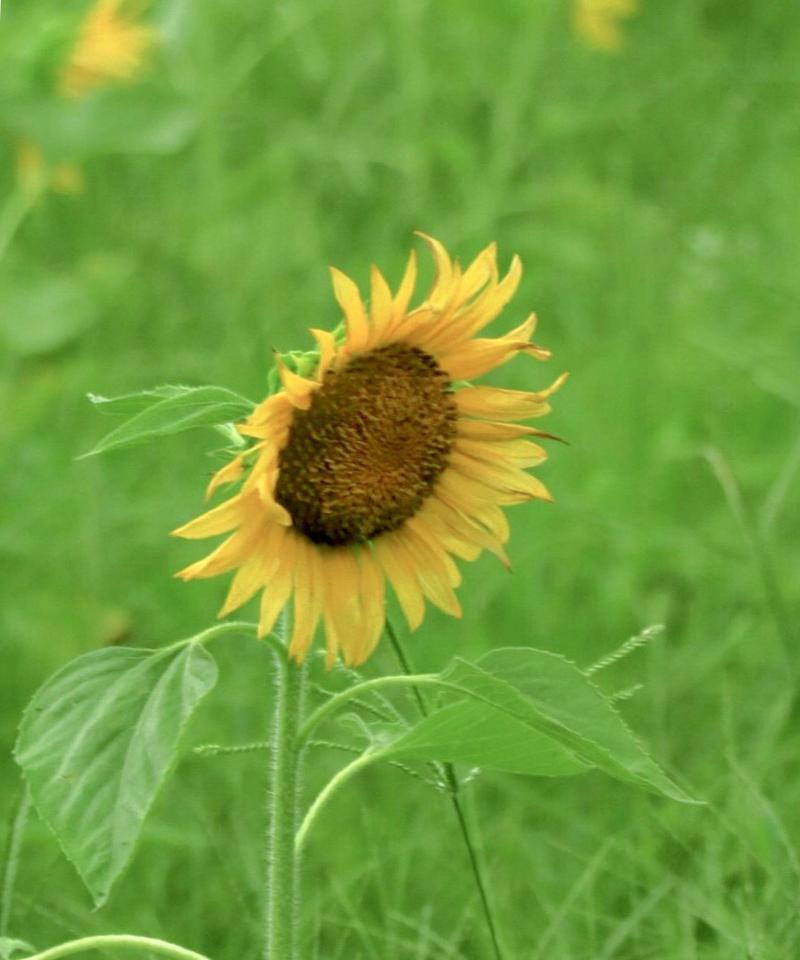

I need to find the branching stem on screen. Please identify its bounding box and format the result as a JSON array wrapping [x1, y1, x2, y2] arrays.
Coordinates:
[[296, 673, 439, 746]]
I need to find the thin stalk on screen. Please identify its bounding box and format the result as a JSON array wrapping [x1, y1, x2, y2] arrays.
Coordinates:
[[704, 447, 795, 663], [386, 621, 506, 960], [20, 935, 210, 960], [297, 673, 439, 747], [294, 749, 381, 854], [264, 610, 305, 960], [1, 787, 31, 937]]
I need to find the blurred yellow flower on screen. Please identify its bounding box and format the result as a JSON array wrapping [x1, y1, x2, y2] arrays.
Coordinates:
[[572, 0, 638, 52], [16, 141, 85, 197], [174, 236, 566, 668], [59, 0, 155, 99]]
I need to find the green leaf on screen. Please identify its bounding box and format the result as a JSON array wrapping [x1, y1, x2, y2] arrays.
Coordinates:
[[82, 385, 255, 456], [0, 269, 98, 357], [2, 91, 197, 159], [375, 701, 589, 778], [441, 648, 697, 803], [14, 643, 218, 906], [0, 938, 36, 960]]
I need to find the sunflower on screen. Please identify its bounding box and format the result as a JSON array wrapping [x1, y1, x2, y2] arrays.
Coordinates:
[[173, 235, 566, 667], [59, 0, 155, 100]]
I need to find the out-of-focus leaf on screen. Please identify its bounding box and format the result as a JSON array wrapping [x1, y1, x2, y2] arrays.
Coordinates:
[[2, 91, 197, 159], [0, 938, 37, 960], [15, 643, 218, 906], [0, 270, 98, 356], [82, 385, 255, 456]]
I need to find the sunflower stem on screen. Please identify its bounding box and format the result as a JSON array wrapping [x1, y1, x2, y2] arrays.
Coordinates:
[[264, 609, 305, 960], [386, 620, 506, 960]]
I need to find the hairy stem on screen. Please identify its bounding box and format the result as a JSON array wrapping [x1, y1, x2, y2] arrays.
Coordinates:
[[264, 612, 305, 960], [20, 935, 210, 960], [386, 620, 506, 960], [1, 787, 31, 937]]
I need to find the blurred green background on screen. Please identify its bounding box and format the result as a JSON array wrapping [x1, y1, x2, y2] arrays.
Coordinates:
[[2, 0, 799, 957]]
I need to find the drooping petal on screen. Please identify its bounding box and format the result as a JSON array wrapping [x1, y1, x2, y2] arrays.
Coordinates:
[[375, 533, 426, 631], [257, 528, 296, 638], [171, 493, 247, 539], [353, 546, 386, 665], [205, 454, 245, 500], [289, 537, 323, 663]]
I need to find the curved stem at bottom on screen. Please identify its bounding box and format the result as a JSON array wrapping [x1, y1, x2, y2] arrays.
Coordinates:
[[19, 935, 210, 960], [294, 749, 381, 854]]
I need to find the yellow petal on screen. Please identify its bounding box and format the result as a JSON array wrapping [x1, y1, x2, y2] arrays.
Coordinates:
[[309, 327, 337, 381], [375, 533, 426, 631], [330, 267, 369, 353], [175, 531, 251, 581], [205, 455, 245, 500], [390, 529, 462, 618], [276, 354, 318, 410], [218, 555, 267, 618], [446, 253, 523, 342], [455, 379, 564, 421], [437, 314, 548, 381], [458, 419, 543, 441], [425, 496, 510, 568], [289, 537, 323, 663], [322, 547, 361, 667], [393, 248, 418, 322], [255, 473, 292, 526], [454, 437, 548, 468], [171, 494, 246, 539], [369, 265, 394, 335], [352, 547, 385, 666], [258, 529, 296, 638], [416, 232, 453, 305], [458, 242, 497, 302]]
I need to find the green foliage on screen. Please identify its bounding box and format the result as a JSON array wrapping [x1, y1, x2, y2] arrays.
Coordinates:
[[81, 385, 255, 456], [2, 93, 198, 161], [0, 939, 36, 960], [14, 643, 218, 907], [442, 649, 695, 802], [2, 0, 799, 955]]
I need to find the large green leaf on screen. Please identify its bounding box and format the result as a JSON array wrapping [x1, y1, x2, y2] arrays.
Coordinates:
[[441, 648, 697, 802], [81, 385, 255, 456], [15, 643, 218, 906], [376, 700, 589, 777]]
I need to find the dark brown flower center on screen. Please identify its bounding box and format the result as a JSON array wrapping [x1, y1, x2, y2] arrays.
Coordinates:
[[275, 344, 457, 546]]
